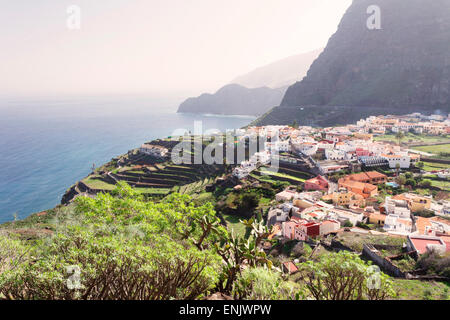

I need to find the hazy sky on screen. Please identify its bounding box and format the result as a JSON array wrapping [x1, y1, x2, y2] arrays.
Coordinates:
[[0, 0, 352, 97]]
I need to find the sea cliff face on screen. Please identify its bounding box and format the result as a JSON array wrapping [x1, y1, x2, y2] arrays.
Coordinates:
[[281, 0, 450, 112], [177, 49, 322, 116], [177, 84, 286, 116]]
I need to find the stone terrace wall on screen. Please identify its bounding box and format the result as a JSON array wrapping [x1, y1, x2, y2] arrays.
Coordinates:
[[362, 244, 409, 278]]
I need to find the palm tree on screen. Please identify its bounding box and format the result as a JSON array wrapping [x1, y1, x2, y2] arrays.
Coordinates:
[[417, 161, 424, 171], [395, 163, 401, 177], [395, 131, 405, 146]]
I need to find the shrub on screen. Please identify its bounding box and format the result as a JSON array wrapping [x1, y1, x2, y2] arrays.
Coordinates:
[[405, 179, 417, 188], [1, 228, 219, 300], [415, 209, 436, 218], [416, 250, 450, 277], [298, 251, 395, 300], [419, 179, 432, 188], [0, 183, 227, 300], [343, 221, 354, 228], [233, 267, 294, 300]]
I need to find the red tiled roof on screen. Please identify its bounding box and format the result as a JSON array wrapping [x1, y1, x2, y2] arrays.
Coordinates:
[[365, 171, 388, 179], [283, 262, 299, 273]]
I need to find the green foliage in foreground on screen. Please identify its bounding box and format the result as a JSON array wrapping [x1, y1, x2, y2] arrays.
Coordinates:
[[0, 182, 272, 300], [233, 267, 296, 300], [0, 183, 223, 300], [0, 183, 397, 300], [298, 251, 395, 300]]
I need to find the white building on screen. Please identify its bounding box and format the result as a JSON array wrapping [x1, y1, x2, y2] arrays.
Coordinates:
[[250, 151, 271, 165], [437, 171, 450, 179], [326, 208, 364, 226], [139, 144, 169, 158], [293, 142, 318, 156], [316, 141, 334, 151], [384, 215, 413, 235], [233, 160, 257, 179], [325, 149, 346, 161], [385, 197, 411, 218], [382, 154, 411, 169], [265, 140, 291, 153]]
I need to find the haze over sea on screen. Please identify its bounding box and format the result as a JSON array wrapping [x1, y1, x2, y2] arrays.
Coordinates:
[[0, 95, 254, 223]]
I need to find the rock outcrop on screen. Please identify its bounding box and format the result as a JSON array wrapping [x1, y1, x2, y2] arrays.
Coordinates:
[[177, 84, 286, 116]]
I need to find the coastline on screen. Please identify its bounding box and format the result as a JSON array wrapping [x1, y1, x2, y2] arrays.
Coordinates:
[[0, 107, 253, 224], [176, 111, 258, 119]]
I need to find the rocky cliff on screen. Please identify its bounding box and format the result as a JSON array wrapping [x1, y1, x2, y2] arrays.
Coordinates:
[[177, 49, 321, 116], [177, 84, 286, 116], [281, 0, 450, 113], [232, 49, 322, 89]]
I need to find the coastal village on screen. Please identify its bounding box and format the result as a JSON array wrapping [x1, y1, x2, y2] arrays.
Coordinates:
[[3, 111, 450, 300], [45, 112, 450, 298], [225, 112, 450, 281]]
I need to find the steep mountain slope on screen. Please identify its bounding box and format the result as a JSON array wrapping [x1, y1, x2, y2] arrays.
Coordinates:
[[231, 49, 322, 89], [281, 0, 450, 112], [177, 84, 286, 116], [177, 49, 321, 116]]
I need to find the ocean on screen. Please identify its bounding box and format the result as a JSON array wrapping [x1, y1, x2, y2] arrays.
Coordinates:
[[0, 95, 255, 223]]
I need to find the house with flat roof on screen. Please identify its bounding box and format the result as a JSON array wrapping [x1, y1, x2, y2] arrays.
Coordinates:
[[406, 235, 447, 255], [384, 215, 413, 235], [381, 154, 411, 169], [384, 196, 411, 218]]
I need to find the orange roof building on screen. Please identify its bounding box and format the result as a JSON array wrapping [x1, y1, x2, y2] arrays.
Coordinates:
[[282, 262, 299, 275], [344, 171, 387, 185], [338, 179, 378, 199], [304, 175, 329, 192]]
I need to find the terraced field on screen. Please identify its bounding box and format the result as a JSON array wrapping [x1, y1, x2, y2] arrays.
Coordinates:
[[82, 176, 116, 191], [277, 162, 314, 180], [254, 169, 305, 185], [375, 133, 450, 145], [422, 161, 450, 172], [82, 162, 228, 197]]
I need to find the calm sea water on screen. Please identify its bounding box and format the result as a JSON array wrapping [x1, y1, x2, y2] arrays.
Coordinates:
[[0, 95, 254, 223]]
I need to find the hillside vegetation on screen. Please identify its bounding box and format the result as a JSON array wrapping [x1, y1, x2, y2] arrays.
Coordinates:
[[0, 182, 397, 300]]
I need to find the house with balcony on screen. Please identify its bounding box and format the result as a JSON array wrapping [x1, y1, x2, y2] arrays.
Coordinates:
[[325, 149, 347, 161], [384, 197, 411, 218], [358, 156, 389, 168], [392, 193, 432, 213]]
